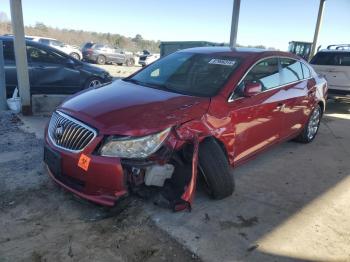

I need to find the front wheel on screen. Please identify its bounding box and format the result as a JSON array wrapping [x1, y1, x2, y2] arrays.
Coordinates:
[[294, 104, 322, 143], [198, 138, 234, 199], [125, 58, 135, 67]]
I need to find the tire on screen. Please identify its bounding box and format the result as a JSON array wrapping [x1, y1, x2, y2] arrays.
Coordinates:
[[294, 104, 322, 143], [117, 63, 123, 66], [198, 138, 234, 199], [70, 52, 80, 60], [125, 58, 135, 67], [84, 77, 102, 89], [96, 55, 106, 65]]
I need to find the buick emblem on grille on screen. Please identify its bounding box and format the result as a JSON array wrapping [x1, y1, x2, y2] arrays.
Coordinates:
[[55, 124, 64, 139]]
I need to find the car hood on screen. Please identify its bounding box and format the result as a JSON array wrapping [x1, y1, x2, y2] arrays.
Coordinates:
[[80, 62, 106, 74], [59, 80, 210, 136]]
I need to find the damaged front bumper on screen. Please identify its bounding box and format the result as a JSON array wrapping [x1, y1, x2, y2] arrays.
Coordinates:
[[44, 127, 202, 211]]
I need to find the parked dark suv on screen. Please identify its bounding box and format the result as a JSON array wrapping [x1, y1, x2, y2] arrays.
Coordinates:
[[82, 43, 135, 66], [1, 36, 113, 97]]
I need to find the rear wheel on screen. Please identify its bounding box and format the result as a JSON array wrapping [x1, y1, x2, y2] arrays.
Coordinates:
[[294, 104, 322, 143], [198, 138, 234, 199], [96, 55, 106, 65]]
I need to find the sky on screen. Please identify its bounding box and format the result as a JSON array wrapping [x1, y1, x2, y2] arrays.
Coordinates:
[[1, 0, 349, 50]]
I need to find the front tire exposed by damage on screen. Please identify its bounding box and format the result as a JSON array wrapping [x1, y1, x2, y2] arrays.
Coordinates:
[[198, 138, 234, 199]]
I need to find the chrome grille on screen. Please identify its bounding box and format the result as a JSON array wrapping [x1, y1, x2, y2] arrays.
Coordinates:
[[48, 111, 97, 152]]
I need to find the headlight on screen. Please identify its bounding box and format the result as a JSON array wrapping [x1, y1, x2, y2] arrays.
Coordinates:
[[99, 128, 171, 158]]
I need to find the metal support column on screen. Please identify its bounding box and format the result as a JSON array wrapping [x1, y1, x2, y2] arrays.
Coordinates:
[[230, 0, 241, 48], [10, 0, 32, 115], [310, 0, 326, 58], [0, 40, 7, 110]]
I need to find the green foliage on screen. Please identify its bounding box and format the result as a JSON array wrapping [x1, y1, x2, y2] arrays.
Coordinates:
[[0, 20, 160, 53]]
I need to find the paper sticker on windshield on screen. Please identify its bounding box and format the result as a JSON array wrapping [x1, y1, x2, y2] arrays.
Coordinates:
[[208, 59, 236, 66]]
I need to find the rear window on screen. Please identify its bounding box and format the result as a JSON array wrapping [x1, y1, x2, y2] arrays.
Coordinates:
[[310, 52, 350, 66], [280, 58, 303, 84], [93, 44, 105, 49], [39, 39, 50, 45], [301, 63, 311, 78]]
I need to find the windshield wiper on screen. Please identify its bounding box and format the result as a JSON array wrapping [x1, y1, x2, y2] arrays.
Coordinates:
[[124, 78, 171, 91]]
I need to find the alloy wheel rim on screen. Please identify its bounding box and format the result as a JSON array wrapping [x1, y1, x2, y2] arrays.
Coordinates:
[[307, 107, 321, 140], [89, 79, 101, 88]]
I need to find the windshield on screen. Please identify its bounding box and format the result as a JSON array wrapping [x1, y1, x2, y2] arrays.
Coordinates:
[[126, 52, 240, 97]]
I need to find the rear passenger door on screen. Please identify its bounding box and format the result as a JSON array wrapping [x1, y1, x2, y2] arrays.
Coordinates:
[[111, 48, 125, 64], [279, 57, 312, 138]]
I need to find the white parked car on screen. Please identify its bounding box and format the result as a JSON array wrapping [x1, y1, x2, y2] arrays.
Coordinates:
[[139, 53, 160, 67], [310, 44, 350, 97], [26, 36, 83, 60]]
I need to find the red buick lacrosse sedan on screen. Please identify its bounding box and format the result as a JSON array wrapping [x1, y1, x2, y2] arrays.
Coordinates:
[[44, 47, 327, 211]]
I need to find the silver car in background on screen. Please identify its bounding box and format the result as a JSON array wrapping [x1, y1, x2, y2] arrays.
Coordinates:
[[26, 36, 83, 60]]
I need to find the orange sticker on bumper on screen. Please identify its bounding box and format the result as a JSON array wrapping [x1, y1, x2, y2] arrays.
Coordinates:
[[78, 154, 91, 171]]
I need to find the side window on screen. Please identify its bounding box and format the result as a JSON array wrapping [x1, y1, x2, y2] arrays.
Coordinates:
[[280, 58, 303, 84], [336, 53, 350, 66], [301, 63, 311, 78], [26, 46, 65, 64], [2, 41, 15, 61], [51, 40, 63, 47], [242, 58, 280, 91], [310, 52, 336, 65]]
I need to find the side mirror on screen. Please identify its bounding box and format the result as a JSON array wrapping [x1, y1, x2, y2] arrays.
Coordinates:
[[243, 82, 262, 97], [66, 58, 75, 67]]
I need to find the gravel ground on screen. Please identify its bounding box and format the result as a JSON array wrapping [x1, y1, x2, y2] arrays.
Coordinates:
[[0, 111, 198, 262]]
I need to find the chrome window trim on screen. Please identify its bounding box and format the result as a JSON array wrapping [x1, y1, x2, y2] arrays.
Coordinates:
[[48, 110, 98, 153], [228, 56, 313, 102]]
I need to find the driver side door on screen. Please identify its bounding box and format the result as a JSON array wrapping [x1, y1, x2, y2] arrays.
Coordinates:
[[230, 57, 285, 164], [27, 45, 81, 94]]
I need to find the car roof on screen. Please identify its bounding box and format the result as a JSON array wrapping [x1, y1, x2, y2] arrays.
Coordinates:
[[317, 49, 350, 53], [26, 36, 57, 40], [0, 35, 77, 60], [178, 46, 299, 59]]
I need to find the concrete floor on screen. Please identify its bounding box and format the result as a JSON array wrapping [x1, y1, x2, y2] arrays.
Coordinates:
[[18, 101, 350, 262]]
